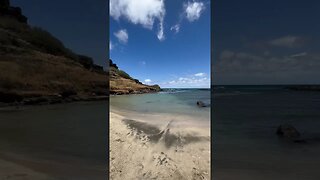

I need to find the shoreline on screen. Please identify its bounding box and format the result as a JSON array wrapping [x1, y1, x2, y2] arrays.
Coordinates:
[[110, 108, 210, 179], [0, 95, 108, 109], [110, 105, 210, 133], [110, 89, 161, 96]]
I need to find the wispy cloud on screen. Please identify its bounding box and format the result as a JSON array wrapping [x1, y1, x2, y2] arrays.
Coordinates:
[[215, 50, 320, 84], [184, 1, 205, 22], [140, 61, 146, 65], [110, 0, 165, 41], [161, 73, 210, 88], [170, 24, 180, 33], [170, 1, 205, 34], [290, 52, 307, 58], [144, 79, 152, 84], [114, 29, 128, 44], [268, 35, 306, 48], [194, 72, 205, 77], [109, 41, 114, 50]]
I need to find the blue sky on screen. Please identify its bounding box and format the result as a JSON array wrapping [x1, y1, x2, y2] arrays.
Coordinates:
[[110, 0, 211, 88], [11, 0, 107, 68], [213, 0, 320, 85]]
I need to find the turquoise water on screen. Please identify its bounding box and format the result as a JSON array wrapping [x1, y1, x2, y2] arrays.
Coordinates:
[[110, 89, 210, 122]]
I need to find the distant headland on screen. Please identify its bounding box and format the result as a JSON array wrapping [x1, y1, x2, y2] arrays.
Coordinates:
[[109, 59, 160, 95]]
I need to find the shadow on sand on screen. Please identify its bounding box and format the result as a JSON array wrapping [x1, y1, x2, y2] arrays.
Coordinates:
[[122, 119, 209, 148]]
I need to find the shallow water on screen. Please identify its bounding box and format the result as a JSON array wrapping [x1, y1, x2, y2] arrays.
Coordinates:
[[213, 85, 320, 180], [110, 89, 210, 123]]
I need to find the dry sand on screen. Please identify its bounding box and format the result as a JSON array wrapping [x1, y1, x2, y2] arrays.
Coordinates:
[[109, 110, 211, 180]]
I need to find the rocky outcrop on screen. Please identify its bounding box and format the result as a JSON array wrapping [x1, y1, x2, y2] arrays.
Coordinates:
[[110, 59, 118, 69], [0, 0, 10, 11], [276, 124, 300, 138], [0, 0, 27, 23], [276, 124, 307, 143], [196, 101, 206, 107], [109, 59, 161, 95]]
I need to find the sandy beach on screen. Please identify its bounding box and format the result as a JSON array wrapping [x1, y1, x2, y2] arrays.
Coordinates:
[[109, 109, 211, 180], [0, 150, 106, 180], [0, 102, 108, 180], [0, 156, 56, 180]]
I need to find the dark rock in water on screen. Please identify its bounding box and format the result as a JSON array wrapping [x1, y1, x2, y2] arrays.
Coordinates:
[[196, 101, 206, 107], [276, 124, 301, 139]]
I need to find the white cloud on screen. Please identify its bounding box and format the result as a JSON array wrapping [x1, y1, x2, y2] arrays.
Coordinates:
[[110, 0, 165, 41], [140, 61, 146, 65], [215, 50, 320, 84], [194, 72, 205, 77], [109, 41, 113, 50], [170, 1, 205, 35], [114, 29, 128, 44], [161, 73, 210, 88], [170, 24, 180, 33], [184, 1, 205, 22], [269, 35, 305, 48], [144, 79, 152, 84], [157, 20, 165, 41], [291, 52, 307, 58]]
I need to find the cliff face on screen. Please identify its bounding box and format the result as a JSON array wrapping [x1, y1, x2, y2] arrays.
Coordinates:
[[109, 60, 160, 95], [0, 1, 108, 105]]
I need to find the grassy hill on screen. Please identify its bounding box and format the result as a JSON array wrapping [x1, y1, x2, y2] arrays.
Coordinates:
[[109, 60, 160, 95], [0, 5, 107, 105]]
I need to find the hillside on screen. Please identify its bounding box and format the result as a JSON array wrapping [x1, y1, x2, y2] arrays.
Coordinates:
[[109, 60, 160, 95], [0, 1, 107, 106]]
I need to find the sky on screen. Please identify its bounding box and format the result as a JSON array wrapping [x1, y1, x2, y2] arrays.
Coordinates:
[[213, 0, 320, 85], [110, 0, 211, 88], [11, 0, 107, 68]]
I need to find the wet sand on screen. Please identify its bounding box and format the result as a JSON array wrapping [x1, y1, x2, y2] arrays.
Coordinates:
[[0, 152, 105, 180], [109, 110, 211, 180], [0, 102, 108, 180]]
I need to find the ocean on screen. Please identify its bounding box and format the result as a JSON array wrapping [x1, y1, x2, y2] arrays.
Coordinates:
[[213, 85, 320, 180], [110, 88, 211, 127]]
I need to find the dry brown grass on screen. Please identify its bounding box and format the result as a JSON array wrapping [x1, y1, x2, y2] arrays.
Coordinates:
[[109, 67, 159, 94], [0, 50, 107, 97]]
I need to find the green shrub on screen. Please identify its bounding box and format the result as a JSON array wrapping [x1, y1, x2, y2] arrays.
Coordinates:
[[24, 27, 77, 58], [0, 17, 77, 59], [118, 70, 132, 79]]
